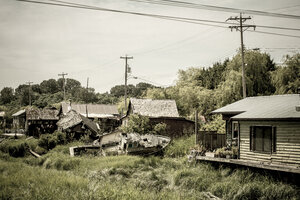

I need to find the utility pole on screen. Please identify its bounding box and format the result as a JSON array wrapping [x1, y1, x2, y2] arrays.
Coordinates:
[[26, 81, 33, 106], [58, 72, 68, 101], [227, 13, 256, 98], [86, 77, 89, 118], [120, 55, 133, 112]]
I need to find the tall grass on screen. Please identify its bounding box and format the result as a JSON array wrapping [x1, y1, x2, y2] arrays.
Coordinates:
[[0, 137, 299, 200], [164, 134, 195, 157]]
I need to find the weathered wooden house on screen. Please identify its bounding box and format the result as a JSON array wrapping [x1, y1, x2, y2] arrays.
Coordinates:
[[59, 102, 120, 132], [26, 107, 59, 137], [122, 98, 194, 138], [57, 110, 99, 139], [12, 109, 26, 130], [212, 94, 300, 168]]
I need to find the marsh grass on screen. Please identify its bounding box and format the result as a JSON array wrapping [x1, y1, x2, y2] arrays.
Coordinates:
[[0, 138, 299, 200]]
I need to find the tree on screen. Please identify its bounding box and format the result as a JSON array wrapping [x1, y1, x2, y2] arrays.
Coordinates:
[[0, 87, 15, 104], [40, 79, 59, 94], [272, 53, 300, 94]]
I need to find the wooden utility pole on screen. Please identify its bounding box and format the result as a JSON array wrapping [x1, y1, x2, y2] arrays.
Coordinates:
[[195, 109, 198, 145], [26, 81, 33, 106], [227, 13, 256, 98], [120, 55, 133, 112], [58, 72, 68, 101], [86, 77, 89, 118]]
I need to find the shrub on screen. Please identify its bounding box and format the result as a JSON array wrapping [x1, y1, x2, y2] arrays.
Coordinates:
[[164, 134, 195, 157], [38, 134, 57, 150], [53, 131, 67, 145], [152, 123, 167, 135]]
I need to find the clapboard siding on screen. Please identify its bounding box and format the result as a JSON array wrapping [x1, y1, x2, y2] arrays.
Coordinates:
[[239, 121, 300, 167]]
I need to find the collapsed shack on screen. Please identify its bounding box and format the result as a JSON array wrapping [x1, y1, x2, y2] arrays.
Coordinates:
[[26, 107, 59, 137], [59, 102, 120, 132], [57, 110, 99, 139], [69, 132, 171, 157]]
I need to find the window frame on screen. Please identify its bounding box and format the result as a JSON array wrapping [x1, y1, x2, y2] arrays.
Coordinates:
[[250, 125, 276, 154], [232, 121, 239, 139]]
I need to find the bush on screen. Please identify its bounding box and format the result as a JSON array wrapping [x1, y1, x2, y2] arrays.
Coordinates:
[[53, 131, 67, 145], [164, 134, 195, 157], [152, 123, 167, 135], [38, 134, 57, 150]]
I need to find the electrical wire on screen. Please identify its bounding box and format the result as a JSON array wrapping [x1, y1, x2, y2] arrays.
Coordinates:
[[17, 0, 300, 39], [130, 0, 300, 19]]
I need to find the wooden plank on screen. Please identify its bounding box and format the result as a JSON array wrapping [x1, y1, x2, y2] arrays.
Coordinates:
[[195, 156, 300, 174]]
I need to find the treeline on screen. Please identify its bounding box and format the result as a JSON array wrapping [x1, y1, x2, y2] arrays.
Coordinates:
[[0, 51, 299, 121], [144, 51, 299, 118]]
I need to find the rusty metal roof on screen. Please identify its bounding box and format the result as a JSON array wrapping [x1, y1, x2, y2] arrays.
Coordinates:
[[61, 102, 119, 118], [212, 94, 300, 120], [129, 98, 179, 118], [26, 108, 59, 120]]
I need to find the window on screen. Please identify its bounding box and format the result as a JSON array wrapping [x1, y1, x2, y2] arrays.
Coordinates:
[[250, 126, 276, 153], [232, 122, 239, 139]]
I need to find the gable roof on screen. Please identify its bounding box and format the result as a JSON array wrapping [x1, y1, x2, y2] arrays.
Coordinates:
[[12, 109, 26, 117], [212, 94, 300, 120], [26, 107, 59, 120], [60, 102, 119, 118], [129, 98, 179, 118], [57, 110, 99, 134]]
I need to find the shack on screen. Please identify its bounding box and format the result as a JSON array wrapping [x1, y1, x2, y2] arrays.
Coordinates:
[[57, 110, 99, 139], [12, 109, 26, 131], [59, 102, 120, 132], [26, 107, 59, 137], [122, 98, 194, 138], [211, 94, 300, 168], [0, 111, 5, 129]]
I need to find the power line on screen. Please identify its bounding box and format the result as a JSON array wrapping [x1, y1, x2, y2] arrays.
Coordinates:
[[58, 72, 68, 101], [227, 13, 256, 99], [17, 0, 300, 39], [26, 81, 33, 106], [120, 55, 133, 111], [130, 0, 300, 19]]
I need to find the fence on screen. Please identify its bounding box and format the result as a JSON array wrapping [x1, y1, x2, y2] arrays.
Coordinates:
[[196, 131, 226, 151]]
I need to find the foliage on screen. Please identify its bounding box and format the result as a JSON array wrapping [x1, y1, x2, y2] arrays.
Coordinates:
[[271, 53, 300, 94], [200, 115, 225, 134], [1, 144, 298, 200], [121, 114, 167, 135], [121, 114, 151, 134], [0, 87, 15, 104], [164, 134, 195, 157]]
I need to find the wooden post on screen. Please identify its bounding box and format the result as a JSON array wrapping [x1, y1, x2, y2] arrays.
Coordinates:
[[195, 109, 198, 145]]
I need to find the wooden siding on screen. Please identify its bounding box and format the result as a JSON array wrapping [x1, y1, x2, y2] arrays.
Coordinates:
[[239, 121, 300, 167]]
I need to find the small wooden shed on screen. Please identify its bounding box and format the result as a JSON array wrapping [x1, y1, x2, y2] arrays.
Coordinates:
[[212, 94, 300, 168]]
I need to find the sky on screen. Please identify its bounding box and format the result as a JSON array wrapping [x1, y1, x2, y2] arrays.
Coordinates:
[[0, 0, 299, 93]]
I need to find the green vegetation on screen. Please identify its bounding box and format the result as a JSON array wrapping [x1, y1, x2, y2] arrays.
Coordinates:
[[0, 143, 299, 200], [121, 114, 167, 135]]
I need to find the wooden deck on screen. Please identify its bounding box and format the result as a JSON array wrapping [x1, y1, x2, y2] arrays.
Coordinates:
[[195, 156, 300, 174]]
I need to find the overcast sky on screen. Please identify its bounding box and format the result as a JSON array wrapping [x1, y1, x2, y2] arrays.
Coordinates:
[[0, 0, 299, 93]]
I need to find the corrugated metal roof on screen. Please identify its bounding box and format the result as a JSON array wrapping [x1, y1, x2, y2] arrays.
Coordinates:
[[61, 102, 119, 118], [212, 94, 300, 120], [12, 109, 26, 117], [130, 98, 179, 118], [27, 108, 59, 120]]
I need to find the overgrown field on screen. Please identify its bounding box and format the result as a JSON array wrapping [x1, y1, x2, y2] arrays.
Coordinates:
[[0, 136, 299, 200]]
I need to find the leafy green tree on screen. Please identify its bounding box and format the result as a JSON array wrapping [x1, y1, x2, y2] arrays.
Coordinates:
[[0, 87, 15, 104], [271, 53, 300, 94], [40, 79, 59, 94], [121, 114, 151, 134]]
